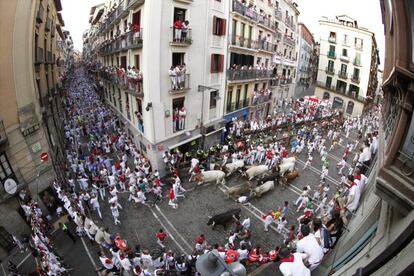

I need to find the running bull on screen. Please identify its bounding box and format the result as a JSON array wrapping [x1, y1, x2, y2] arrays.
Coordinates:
[[207, 208, 241, 230]]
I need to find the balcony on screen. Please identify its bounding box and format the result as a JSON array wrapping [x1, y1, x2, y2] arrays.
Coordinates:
[[45, 17, 52, 32], [232, 0, 258, 21], [280, 77, 293, 85], [274, 8, 283, 21], [126, 77, 144, 98], [35, 47, 44, 64], [36, 5, 44, 23], [170, 27, 192, 46], [284, 17, 295, 31], [169, 73, 190, 93], [269, 78, 279, 86], [325, 67, 335, 75], [353, 58, 362, 67], [328, 36, 336, 44], [351, 75, 361, 84], [327, 51, 336, 59], [346, 89, 364, 102], [338, 70, 348, 79], [251, 93, 272, 106], [226, 99, 250, 114], [230, 35, 256, 50], [275, 30, 282, 41], [340, 55, 350, 62], [283, 35, 295, 47], [257, 41, 277, 52], [126, 0, 145, 9], [45, 51, 53, 64], [317, 81, 335, 91], [102, 30, 143, 55], [0, 120, 7, 146], [355, 44, 363, 51], [227, 69, 273, 81], [258, 15, 275, 31]]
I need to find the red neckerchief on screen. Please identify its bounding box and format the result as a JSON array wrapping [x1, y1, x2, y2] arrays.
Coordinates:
[[350, 182, 357, 187], [354, 175, 361, 180], [280, 255, 295, 263]]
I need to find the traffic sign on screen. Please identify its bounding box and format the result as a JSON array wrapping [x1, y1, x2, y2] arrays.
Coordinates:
[[40, 152, 49, 162]]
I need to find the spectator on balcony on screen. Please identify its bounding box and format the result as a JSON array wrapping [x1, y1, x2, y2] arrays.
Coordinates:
[[178, 107, 186, 130], [174, 18, 183, 42], [173, 108, 179, 132], [181, 20, 190, 42], [115, 28, 121, 38], [169, 66, 178, 90], [130, 23, 141, 44]]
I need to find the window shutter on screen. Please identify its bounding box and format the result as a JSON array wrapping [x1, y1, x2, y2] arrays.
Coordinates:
[[211, 54, 216, 73], [221, 19, 227, 36], [218, 55, 224, 72], [212, 16, 217, 35]]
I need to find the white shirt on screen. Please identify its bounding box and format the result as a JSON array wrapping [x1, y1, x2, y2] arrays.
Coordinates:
[[279, 253, 311, 276], [296, 233, 324, 266], [346, 184, 361, 211]]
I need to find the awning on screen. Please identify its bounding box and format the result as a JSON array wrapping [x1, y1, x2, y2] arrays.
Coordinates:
[[168, 134, 202, 150], [205, 127, 225, 137], [224, 107, 249, 123]]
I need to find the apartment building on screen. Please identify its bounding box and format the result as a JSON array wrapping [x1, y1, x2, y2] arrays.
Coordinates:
[[225, 0, 299, 123], [296, 23, 316, 86], [85, 0, 229, 173], [0, 0, 72, 258], [314, 15, 379, 116], [316, 1, 414, 275]]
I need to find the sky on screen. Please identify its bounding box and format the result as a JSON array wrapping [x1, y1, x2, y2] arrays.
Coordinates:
[[295, 0, 385, 69], [60, 0, 385, 69], [61, 0, 104, 51]]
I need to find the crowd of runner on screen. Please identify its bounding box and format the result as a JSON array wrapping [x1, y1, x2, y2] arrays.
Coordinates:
[[14, 66, 380, 275]]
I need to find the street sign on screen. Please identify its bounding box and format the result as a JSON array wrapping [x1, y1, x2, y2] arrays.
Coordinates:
[[40, 152, 49, 162], [4, 178, 17, 194]]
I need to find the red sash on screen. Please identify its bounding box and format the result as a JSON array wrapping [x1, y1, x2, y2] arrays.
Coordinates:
[[280, 255, 295, 263]]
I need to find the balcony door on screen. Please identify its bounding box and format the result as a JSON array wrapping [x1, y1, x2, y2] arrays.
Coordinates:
[[328, 60, 334, 71], [340, 64, 347, 74], [172, 52, 185, 66], [132, 11, 141, 26], [120, 56, 127, 69]]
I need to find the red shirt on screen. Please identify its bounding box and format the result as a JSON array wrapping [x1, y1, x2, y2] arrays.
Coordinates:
[[156, 232, 167, 241], [174, 20, 183, 29], [168, 189, 175, 200]]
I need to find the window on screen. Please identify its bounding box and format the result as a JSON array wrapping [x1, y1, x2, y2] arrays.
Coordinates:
[[343, 34, 348, 45], [227, 88, 233, 112], [355, 38, 363, 50], [329, 31, 336, 41], [323, 92, 330, 100], [342, 48, 348, 57], [346, 101, 354, 114], [172, 52, 185, 66], [174, 8, 186, 22], [172, 97, 185, 132], [340, 64, 347, 73], [213, 16, 226, 36], [210, 90, 218, 109], [235, 87, 241, 109], [329, 45, 336, 53], [326, 76, 332, 88], [353, 68, 360, 78], [0, 153, 14, 182], [328, 60, 334, 71], [210, 54, 224, 73]]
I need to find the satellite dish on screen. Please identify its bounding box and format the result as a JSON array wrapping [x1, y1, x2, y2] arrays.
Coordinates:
[[4, 178, 18, 194]]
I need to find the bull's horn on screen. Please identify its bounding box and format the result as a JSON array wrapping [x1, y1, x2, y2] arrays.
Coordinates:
[[208, 215, 212, 219]]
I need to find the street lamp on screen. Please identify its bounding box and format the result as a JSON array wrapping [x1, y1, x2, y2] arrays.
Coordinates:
[[197, 85, 219, 149], [196, 250, 246, 276]]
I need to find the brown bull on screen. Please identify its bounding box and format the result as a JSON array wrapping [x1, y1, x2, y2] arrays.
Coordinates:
[[280, 169, 299, 188]]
